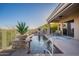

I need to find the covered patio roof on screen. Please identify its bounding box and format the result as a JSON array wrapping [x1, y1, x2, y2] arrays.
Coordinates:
[[47, 3, 79, 23]]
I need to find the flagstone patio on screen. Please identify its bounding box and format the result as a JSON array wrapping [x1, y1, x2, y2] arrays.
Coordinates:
[[51, 36, 79, 56]]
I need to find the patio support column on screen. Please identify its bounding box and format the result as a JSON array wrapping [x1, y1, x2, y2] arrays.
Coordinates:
[[60, 23, 63, 36], [58, 23, 60, 31], [74, 16, 79, 40]]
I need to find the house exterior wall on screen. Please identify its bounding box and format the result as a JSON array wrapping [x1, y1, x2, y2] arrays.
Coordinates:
[[55, 11, 79, 40]]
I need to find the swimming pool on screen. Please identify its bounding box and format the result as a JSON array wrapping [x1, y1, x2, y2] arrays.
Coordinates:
[[30, 36, 50, 54], [30, 35, 63, 55]]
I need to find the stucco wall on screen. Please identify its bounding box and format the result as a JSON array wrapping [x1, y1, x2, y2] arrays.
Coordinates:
[[74, 16, 79, 40]]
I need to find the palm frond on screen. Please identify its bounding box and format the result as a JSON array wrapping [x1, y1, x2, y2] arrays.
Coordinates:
[[16, 22, 28, 35]]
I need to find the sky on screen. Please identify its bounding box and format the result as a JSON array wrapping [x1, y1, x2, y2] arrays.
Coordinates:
[[0, 3, 58, 29]]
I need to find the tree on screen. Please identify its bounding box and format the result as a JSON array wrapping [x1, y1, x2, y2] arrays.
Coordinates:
[[50, 23, 58, 33]]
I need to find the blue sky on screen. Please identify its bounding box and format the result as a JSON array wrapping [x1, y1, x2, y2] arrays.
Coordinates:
[[0, 3, 58, 29]]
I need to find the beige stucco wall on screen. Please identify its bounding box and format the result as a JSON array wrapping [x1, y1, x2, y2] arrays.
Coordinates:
[[74, 16, 79, 40]]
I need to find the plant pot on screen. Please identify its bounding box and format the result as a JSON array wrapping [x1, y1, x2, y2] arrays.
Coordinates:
[[17, 34, 27, 40], [12, 35, 27, 49]]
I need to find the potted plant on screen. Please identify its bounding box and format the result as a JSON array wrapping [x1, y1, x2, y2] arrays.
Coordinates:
[[15, 22, 28, 48]]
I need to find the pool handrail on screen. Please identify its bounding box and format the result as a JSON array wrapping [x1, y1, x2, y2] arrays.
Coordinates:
[[42, 34, 54, 56]]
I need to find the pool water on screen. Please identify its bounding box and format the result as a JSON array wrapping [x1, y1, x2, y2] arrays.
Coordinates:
[[30, 35, 63, 55], [30, 36, 47, 54]]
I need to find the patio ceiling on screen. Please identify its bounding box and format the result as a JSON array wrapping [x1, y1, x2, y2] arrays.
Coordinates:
[[47, 3, 79, 23]]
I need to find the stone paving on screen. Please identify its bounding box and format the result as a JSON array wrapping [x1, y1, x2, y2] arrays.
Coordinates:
[[11, 48, 29, 56], [51, 36, 79, 56]]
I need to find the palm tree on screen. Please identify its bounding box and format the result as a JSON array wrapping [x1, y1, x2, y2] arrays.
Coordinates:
[[16, 22, 28, 35]]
